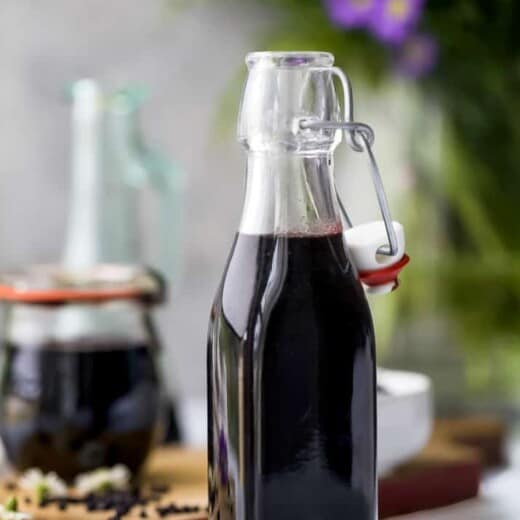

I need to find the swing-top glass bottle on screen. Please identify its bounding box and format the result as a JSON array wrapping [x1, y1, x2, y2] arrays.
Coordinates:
[[208, 51, 408, 520]]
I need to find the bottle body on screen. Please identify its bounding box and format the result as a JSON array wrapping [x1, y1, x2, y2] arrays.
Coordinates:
[[207, 152, 376, 519]]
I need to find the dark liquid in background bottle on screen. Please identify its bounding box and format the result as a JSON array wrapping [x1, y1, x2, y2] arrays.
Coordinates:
[[208, 231, 376, 520], [0, 339, 161, 481]]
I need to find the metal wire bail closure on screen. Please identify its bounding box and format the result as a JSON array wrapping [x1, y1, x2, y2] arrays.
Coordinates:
[[299, 67, 399, 257]]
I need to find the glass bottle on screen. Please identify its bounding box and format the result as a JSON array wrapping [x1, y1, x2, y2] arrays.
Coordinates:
[[63, 79, 183, 279], [62, 79, 183, 443], [208, 52, 379, 520]]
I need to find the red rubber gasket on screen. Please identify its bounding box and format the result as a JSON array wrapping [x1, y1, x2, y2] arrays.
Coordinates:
[[359, 254, 410, 287], [0, 285, 146, 303]]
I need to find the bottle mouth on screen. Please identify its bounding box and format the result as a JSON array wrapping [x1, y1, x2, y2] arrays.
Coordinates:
[[246, 51, 334, 69]]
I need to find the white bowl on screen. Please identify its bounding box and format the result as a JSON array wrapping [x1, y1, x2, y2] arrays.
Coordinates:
[[377, 368, 433, 476]]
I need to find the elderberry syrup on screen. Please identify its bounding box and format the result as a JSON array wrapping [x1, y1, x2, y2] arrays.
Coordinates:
[[207, 52, 376, 519], [0, 339, 161, 481], [208, 233, 376, 519]]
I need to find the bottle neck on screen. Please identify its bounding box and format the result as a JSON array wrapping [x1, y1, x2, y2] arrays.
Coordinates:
[[63, 88, 103, 269], [239, 151, 342, 236], [63, 100, 144, 270]]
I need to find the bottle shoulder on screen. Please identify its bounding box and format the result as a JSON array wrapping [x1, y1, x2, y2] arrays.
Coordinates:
[[209, 233, 373, 343]]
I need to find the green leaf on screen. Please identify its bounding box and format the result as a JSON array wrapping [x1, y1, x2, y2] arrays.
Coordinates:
[[5, 496, 18, 513]]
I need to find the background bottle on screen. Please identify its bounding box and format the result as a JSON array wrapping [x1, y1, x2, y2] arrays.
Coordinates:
[[62, 79, 183, 443]]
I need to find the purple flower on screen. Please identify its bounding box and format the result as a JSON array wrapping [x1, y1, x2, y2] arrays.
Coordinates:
[[394, 33, 438, 78], [370, 0, 425, 44], [324, 0, 378, 28]]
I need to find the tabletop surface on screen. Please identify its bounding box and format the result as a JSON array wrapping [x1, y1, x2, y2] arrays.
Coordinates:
[[0, 436, 517, 520]]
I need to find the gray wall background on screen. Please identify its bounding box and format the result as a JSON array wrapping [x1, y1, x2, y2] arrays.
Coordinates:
[[0, 1, 412, 444]]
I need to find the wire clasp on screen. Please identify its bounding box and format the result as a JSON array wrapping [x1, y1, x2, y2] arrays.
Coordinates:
[[299, 67, 398, 256]]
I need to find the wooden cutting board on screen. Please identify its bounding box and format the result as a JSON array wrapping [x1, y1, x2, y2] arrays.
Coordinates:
[[0, 448, 209, 520]]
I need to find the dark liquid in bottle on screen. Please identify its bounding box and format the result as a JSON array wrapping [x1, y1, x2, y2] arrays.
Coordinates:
[[208, 232, 376, 520], [0, 339, 161, 480]]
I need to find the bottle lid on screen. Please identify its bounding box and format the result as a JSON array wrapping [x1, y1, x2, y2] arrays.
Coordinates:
[[344, 221, 409, 294], [0, 264, 165, 305]]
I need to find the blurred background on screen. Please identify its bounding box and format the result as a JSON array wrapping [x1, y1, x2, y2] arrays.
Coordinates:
[[0, 1, 270, 444], [0, 0, 519, 515]]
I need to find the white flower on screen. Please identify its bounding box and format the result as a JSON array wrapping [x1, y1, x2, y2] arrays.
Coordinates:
[[75, 465, 130, 495], [0, 505, 31, 520], [19, 469, 67, 500]]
